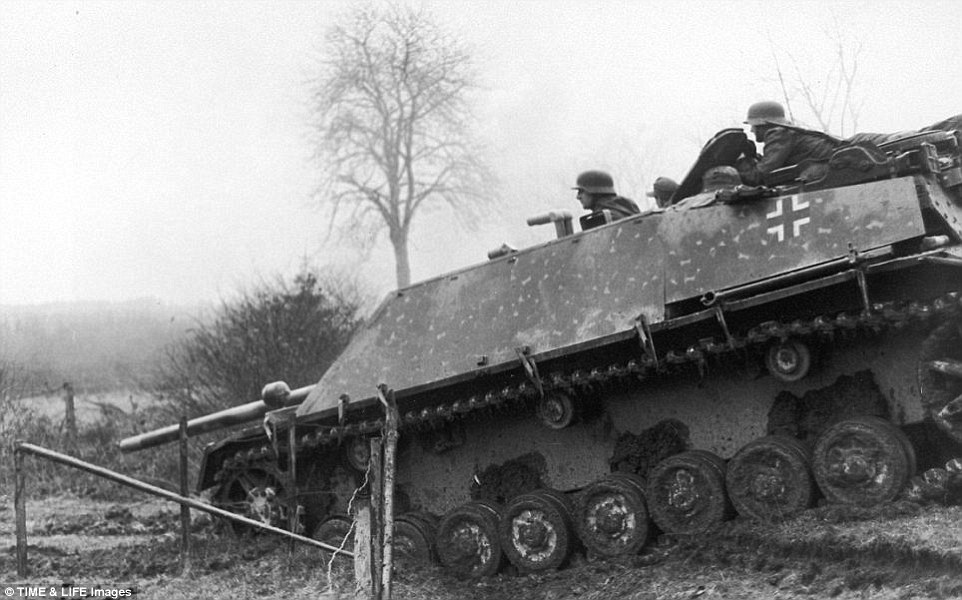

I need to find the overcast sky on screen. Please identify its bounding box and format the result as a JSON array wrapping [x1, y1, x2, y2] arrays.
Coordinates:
[[1, 0, 960, 307]]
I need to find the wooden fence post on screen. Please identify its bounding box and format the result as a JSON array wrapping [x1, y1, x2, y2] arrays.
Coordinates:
[[179, 415, 191, 575], [369, 437, 384, 600], [62, 382, 77, 441], [353, 496, 374, 600], [287, 421, 300, 554], [14, 440, 28, 577], [379, 388, 400, 600]]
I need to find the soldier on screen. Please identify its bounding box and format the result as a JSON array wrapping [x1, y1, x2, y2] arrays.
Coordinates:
[[669, 166, 743, 211], [735, 101, 841, 186], [645, 176, 679, 209], [921, 114, 962, 134], [701, 166, 742, 193], [850, 113, 962, 146], [573, 170, 640, 222]]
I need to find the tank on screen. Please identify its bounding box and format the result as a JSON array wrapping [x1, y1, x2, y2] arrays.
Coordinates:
[[122, 126, 962, 575]]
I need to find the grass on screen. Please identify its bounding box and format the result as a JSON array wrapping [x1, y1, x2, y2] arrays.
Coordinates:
[[0, 389, 208, 500]]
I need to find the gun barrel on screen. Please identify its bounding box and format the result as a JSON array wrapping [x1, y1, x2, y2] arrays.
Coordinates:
[[527, 210, 574, 238], [118, 384, 313, 453]]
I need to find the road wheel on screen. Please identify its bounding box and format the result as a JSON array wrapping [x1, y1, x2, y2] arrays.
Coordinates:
[[918, 320, 962, 444], [499, 488, 576, 572], [812, 416, 915, 505], [578, 472, 650, 557], [647, 450, 731, 534], [436, 501, 504, 578], [312, 513, 355, 556], [215, 466, 288, 530], [393, 513, 437, 566], [726, 436, 815, 521]]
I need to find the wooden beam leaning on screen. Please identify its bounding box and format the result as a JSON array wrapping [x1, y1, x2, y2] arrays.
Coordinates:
[[12, 441, 353, 560]]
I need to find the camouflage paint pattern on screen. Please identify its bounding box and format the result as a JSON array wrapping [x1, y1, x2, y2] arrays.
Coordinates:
[[299, 176, 927, 418]]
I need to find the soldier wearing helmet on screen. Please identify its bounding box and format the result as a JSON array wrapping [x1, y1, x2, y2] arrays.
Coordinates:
[[668, 166, 743, 211], [572, 170, 640, 224], [646, 176, 679, 209], [701, 166, 742, 193], [736, 101, 840, 186]]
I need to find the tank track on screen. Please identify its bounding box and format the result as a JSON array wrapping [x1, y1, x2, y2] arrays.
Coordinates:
[[215, 292, 962, 481]]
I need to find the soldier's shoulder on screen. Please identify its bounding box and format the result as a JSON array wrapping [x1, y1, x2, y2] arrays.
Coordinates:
[[617, 195, 641, 212], [763, 126, 795, 143]]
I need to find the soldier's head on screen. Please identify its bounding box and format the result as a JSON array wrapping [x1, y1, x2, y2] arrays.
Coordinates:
[[573, 170, 616, 210], [646, 176, 679, 208], [745, 100, 790, 141], [702, 166, 741, 192]]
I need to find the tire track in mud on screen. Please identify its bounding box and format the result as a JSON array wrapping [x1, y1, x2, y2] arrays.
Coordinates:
[[711, 528, 962, 576], [669, 507, 962, 596]]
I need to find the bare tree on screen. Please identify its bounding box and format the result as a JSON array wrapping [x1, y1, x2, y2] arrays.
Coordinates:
[[311, 4, 492, 288], [769, 20, 864, 137]]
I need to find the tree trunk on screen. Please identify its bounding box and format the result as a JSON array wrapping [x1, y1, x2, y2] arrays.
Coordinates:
[[391, 231, 411, 289]]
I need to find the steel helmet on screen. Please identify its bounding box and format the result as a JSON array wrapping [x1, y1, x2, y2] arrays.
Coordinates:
[[573, 170, 616, 195], [745, 101, 789, 126], [646, 176, 679, 198], [702, 166, 742, 192]]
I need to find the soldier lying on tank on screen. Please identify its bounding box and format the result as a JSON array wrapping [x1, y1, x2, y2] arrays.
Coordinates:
[[573, 170, 641, 229], [922, 114, 962, 134], [667, 166, 743, 211], [847, 113, 962, 147], [735, 100, 841, 186], [645, 176, 679, 209]]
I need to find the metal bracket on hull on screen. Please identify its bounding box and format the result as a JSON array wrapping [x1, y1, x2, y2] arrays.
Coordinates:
[[712, 303, 737, 350], [848, 244, 873, 314], [376, 385, 400, 429], [332, 394, 352, 444], [515, 346, 544, 398], [634, 315, 659, 370], [338, 394, 351, 425]]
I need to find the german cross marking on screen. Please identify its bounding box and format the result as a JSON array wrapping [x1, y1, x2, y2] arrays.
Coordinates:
[[766, 195, 811, 242]]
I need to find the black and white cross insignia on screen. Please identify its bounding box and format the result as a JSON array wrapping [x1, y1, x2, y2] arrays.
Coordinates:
[[766, 195, 811, 242]]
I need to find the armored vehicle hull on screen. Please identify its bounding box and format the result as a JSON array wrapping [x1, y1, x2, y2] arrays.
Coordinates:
[[125, 126, 962, 575]]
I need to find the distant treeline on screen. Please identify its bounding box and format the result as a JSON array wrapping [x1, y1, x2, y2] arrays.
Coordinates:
[[0, 298, 199, 394]]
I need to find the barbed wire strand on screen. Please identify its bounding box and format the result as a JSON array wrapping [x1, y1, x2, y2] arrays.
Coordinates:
[[325, 456, 371, 591]]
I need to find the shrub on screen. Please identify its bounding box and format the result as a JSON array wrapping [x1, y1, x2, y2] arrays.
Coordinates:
[[1, 267, 365, 499], [154, 268, 364, 417]]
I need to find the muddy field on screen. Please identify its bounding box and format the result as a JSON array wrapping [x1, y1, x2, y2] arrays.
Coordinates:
[[3, 494, 962, 600]]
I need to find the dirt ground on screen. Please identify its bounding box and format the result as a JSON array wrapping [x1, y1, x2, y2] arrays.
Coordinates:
[[3, 494, 962, 600]]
